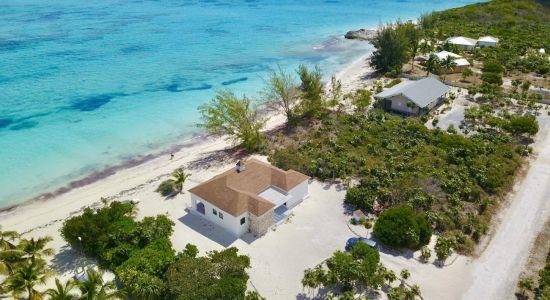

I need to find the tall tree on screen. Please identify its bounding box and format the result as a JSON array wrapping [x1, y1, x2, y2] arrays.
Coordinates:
[[46, 279, 78, 300], [297, 64, 325, 119], [262, 65, 300, 123], [198, 90, 265, 151], [369, 23, 410, 74], [424, 54, 440, 76], [170, 169, 191, 194], [4, 261, 50, 300], [440, 55, 457, 80]]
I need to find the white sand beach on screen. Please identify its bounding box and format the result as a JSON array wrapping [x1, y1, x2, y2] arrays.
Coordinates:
[[2, 49, 550, 300]]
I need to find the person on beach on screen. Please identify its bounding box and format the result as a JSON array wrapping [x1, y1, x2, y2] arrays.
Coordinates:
[[170, 153, 174, 160]]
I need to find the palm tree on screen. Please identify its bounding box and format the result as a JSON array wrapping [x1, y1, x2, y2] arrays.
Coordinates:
[[4, 261, 50, 300], [18, 237, 54, 264], [440, 55, 457, 80], [0, 227, 20, 250], [170, 169, 191, 193], [46, 279, 78, 300], [418, 40, 433, 55], [0, 247, 26, 275], [78, 269, 125, 300], [424, 54, 440, 76]]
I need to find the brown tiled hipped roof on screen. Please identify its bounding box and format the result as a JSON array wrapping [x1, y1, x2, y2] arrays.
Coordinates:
[[189, 159, 310, 217]]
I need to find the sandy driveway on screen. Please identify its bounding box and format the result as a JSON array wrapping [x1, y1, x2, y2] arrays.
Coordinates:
[[460, 115, 550, 300]]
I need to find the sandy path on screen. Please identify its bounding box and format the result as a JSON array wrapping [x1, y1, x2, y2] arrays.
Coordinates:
[[461, 115, 550, 300]]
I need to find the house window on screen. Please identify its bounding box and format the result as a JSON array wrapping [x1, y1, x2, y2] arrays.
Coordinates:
[[212, 209, 217, 216], [240, 217, 246, 225], [219, 212, 224, 219]]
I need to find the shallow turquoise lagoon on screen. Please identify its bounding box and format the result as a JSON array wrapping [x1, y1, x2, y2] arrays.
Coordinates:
[[0, 0, 479, 207]]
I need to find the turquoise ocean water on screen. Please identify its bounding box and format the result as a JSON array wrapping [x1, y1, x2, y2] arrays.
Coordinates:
[[0, 0, 479, 208]]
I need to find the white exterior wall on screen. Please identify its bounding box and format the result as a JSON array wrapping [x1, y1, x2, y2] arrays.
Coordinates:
[[286, 181, 309, 209], [477, 41, 497, 47], [452, 43, 474, 51], [190, 193, 249, 237], [390, 95, 414, 114]]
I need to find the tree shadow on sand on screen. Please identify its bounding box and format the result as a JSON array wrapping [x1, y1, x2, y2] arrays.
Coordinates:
[[50, 245, 96, 277], [186, 145, 249, 171]]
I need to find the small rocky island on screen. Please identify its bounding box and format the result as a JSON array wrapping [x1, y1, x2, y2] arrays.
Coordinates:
[[344, 28, 377, 41]]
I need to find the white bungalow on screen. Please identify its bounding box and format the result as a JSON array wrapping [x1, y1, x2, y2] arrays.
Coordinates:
[[420, 51, 470, 73], [446, 36, 477, 51], [374, 77, 450, 116], [477, 36, 499, 47], [188, 159, 310, 238]]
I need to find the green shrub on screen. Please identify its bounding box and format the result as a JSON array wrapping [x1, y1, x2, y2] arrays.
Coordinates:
[[156, 179, 176, 196], [385, 78, 402, 88], [480, 72, 503, 86], [373, 206, 432, 249], [482, 61, 505, 74], [345, 187, 375, 212]]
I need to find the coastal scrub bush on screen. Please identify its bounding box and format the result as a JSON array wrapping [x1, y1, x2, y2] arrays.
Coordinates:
[[505, 115, 539, 137], [156, 179, 176, 197], [349, 89, 372, 111], [297, 64, 326, 119], [344, 187, 375, 213], [385, 78, 402, 88], [482, 60, 505, 74], [434, 235, 455, 262], [480, 72, 503, 86], [198, 89, 265, 152], [373, 206, 432, 249]]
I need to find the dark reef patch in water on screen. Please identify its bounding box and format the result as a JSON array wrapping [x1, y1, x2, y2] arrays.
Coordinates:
[[70, 93, 126, 112], [182, 83, 213, 91], [0, 118, 14, 129], [165, 83, 181, 92], [221, 77, 248, 86], [9, 121, 38, 131]]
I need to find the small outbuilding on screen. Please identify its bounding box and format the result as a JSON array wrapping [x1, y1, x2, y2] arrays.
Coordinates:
[[447, 36, 477, 51], [374, 77, 450, 116], [477, 36, 499, 47], [420, 51, 471, 73], [188, 159, 310, 238]]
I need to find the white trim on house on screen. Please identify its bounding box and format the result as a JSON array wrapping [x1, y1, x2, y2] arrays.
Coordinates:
[[189, 180, 310, 238], [190, 193, 250, 237]]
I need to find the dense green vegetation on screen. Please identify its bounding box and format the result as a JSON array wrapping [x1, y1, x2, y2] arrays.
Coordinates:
[[0, 227, 124, 300], [302, 246, 420, 299], [538, 254, 550, 299], [60, 201, 257, 300], [166, 247, 250, 300], [421, 0, 550, 74], [373, 206, 432, 249], [270, 110, 523, 251], [369, 21, 422, 76]]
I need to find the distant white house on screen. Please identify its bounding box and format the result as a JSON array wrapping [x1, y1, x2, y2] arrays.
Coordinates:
[[477, 36, 499, 47], [374, 77, 450, 116], [188, 159, 310, 238], [420, 51, 470, 73], [447, 36, 477, 51]]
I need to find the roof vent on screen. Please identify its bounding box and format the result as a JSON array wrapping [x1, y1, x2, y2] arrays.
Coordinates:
[[236, 160, 245, 173]]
